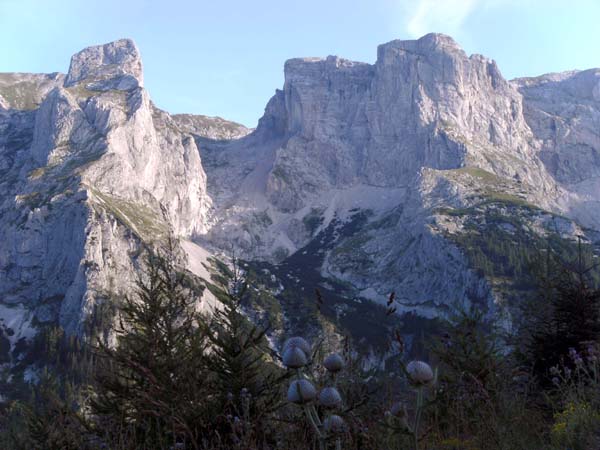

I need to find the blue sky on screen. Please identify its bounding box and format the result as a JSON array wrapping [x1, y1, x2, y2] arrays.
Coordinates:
[[1, 0, 599, 126]]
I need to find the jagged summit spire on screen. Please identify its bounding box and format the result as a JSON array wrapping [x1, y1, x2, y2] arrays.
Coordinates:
[[64, 38, 143, 89]]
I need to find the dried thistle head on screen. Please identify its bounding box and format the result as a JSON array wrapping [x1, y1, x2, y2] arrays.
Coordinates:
[[287, 379, 317, 404], [323, 415, 347, 434], [283, 337, 311, 357], [323, 353, 344, 373], [318, 387, 343, 409], [282, 346, 308, 369], [406, 360, 435, 386]]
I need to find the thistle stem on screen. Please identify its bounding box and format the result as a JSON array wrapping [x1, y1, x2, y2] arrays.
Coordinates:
[[309, 404, 323, 427], [303, 405, 323, 440], [413, 387, 424, 450]]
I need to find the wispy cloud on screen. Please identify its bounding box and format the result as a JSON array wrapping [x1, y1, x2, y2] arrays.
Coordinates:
[[405, 0, 478, 37], [394, 0, 517, 38]]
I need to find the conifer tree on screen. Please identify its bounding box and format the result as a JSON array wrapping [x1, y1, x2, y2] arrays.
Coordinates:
[[4, 370, 93, 450], [204, 252, 285, 447], [91, 239, 216, 449], [524, 239, 600, 381]]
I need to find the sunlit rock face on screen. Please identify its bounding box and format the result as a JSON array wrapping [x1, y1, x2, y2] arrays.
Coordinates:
[[254, 33, 555, 215], [197, 33, 598, 325], [0, 39, 219, 341], [64, 38, 144, 89], [515, 69, 600, 229], [1, 34, 599, 366]]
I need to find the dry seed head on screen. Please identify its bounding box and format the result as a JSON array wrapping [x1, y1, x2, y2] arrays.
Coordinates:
[[283, 337, 311, 357], [323, 415, 347, 434], [287, 379, 317, 404], [406, 360, 434, 385], [318, 387, 343, 409], [282, 346, 308, 368], [323, 353, 344, 373]]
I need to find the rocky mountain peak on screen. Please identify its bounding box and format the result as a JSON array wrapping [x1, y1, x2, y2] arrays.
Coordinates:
[[284, 55, 369, 79], [376, 32, 507, 91], [251, 31, 545, 213], [515, 68, 600, 102], [1, 35, 599, 383], [64, 38, 143, 90], [377, 32, 464, 59]]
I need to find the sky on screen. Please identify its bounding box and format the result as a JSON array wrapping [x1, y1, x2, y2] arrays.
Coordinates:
[[1, 0, 599, 127]]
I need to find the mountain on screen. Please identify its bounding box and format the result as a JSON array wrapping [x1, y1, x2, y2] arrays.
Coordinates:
[[0, 39, 215, 361], [0, 35, 599, 382], [197, 34, 599, 324]]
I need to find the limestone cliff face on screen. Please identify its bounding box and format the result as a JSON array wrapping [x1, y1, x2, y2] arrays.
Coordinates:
[[1, 35, 599, 369], [64, 38, 144, 89], [0, 40, 217, 342], [515, 69, 600, 228], [198, 34, 598, 325], [253, 34, 558, 217]]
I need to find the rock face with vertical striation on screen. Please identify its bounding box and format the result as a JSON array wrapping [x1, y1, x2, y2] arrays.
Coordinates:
[[64, 38, 144, 89], [1, 34, 600, 380], [241, 34, 556, 217], [515, 69, 600, 228], [0, 39, 215, 351], [198, 33, 598, 325]]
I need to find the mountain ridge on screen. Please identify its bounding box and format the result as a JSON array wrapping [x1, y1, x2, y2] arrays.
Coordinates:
[[0, 34, 599, 389]]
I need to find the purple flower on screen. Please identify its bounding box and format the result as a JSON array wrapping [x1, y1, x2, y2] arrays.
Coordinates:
[[568, 347, 579, 360]]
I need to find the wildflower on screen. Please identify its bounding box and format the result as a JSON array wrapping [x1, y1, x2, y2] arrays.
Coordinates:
[[390, 401, 407, 418], [318, 387, 343, 409], [552, 377, 560, 386], [287, 379, 317, 404], [240, 387, 249, 397], [282, 346, 308, 368], [283, 337, 311, 356], [550, 366, 560, 376], [406, 360, 434, 386], [323, 353, 344, 373], [323, 415, 347, 434], [586, 344, 599, 362]]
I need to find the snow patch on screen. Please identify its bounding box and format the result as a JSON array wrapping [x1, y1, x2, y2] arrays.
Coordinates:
[[0, 303, 37, 351]]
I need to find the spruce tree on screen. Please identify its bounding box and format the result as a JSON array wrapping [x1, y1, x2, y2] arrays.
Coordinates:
[[90, 240, 216, 449], [204, 253, 285, 447], [2, 370, 93, 450], [524, 239, 600, 381]]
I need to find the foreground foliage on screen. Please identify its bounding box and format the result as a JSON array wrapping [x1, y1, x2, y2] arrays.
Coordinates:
[[1, 241, 600, 449]]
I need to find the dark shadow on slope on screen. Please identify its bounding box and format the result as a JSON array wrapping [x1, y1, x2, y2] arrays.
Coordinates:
[[244, 210, 444, 356]]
